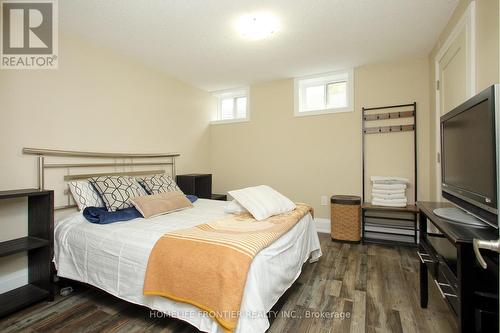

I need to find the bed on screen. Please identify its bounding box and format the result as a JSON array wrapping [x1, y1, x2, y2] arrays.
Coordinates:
[[24, 147, 322, 333]]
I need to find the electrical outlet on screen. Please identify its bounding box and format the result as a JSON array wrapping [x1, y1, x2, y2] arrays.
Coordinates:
[[321, 195, 328, 206]]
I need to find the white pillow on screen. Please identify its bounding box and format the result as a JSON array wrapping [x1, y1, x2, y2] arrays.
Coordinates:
[[224, 200, 248, 214], [228, 185, 296, 221], [68, 180, 105, 211]]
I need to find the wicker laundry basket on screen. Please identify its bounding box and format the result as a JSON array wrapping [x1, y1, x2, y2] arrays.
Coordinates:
[[331, 195, 361, 243]]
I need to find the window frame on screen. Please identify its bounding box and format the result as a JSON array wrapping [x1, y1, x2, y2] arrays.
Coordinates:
[[294, 69, 354, 117], [211, 88, 250, 124]]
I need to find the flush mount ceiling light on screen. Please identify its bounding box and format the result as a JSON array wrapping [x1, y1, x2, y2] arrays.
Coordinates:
[[235, 13, 279, 40]]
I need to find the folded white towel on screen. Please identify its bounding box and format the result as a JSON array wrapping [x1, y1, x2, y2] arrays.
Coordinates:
[[372, 198, 407, 207], [372, 183, 407, 191], [372, 193, 406, 200], [370, 176, 409, 185], [372, 197, 407, 203], [372, 189, 406, 195]]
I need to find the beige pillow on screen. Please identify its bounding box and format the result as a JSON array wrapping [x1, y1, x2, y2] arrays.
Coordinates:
[[130, 191, 193, 218]]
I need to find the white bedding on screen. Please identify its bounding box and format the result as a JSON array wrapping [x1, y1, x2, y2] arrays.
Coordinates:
[[54, 199, 322, 333]]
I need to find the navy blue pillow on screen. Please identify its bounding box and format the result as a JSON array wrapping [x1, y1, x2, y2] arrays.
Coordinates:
[[83, 206, 142, 224], [186, 195, 198, 203]]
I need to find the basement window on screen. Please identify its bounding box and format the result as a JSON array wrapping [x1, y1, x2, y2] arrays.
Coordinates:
[[212, 88, 249, 124], [294, 69, 354, 116]]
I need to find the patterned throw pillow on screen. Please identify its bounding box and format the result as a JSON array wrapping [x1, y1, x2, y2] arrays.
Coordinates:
[[138, 174, 181, 195], [68, 180, 105, 211], [89, 176, 147, 212]]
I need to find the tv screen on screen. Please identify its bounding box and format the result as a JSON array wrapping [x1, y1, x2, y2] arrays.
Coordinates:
[[441, 85, 497, 225]]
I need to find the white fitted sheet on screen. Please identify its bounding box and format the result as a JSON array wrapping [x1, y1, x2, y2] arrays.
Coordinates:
[[54, 199, 322, 333]]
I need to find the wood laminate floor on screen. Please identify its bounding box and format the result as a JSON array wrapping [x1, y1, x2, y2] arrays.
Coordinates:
[[0, 234, 457, 333]]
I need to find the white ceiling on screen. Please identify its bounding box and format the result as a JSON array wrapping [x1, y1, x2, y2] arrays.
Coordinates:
[[60, 0, 458, 91]]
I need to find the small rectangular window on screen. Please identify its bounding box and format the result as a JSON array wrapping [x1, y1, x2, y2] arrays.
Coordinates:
[[294, 69, 354, 116], [235, 97, 247, 119], [305, 85, 325, 110], [221, 98, 235, 120], [327, 81, 347, 108], [212, 88, 249, 124]]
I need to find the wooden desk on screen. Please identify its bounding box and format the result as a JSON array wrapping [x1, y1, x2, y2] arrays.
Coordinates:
[[417, 201, 498, 333]]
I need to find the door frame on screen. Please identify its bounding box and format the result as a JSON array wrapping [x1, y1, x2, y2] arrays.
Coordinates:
[[434, 1, 476, 200]]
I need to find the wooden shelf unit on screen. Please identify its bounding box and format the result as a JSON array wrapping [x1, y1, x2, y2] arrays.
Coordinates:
[[211, 193, 227, 201], [361, 203, 418, 213], [0, 189, 54, 318], [177, 174, 226, 201], [176, 174, 212, 199], [0, 284, 50, 318], [361, 103, 419, 247], [0, 237, 50, 257], [362, 202, 419, 246]]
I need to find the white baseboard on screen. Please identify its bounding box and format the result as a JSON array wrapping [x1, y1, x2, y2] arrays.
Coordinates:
[[314, 218, 331, 234], [0, 268, 28, 294]]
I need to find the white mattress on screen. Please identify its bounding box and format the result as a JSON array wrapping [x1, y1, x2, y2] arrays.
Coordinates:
[[54, 199, 322, 333]]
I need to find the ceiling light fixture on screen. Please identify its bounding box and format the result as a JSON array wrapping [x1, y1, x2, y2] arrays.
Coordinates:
[[235, 12, 279, 40]]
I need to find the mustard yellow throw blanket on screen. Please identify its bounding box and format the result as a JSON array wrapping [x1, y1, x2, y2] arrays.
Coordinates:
[[143, 203, 313, 332]]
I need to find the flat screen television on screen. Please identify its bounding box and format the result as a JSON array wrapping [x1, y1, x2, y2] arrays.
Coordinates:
[[440, 84, 498, 228]]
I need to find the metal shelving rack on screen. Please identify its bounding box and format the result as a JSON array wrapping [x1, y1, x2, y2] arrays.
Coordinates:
[[361, 102, 418, 247]]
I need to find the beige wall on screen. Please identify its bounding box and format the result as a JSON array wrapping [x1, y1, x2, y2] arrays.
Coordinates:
[[210, 58, 430, 219], [428, 0, 500, 200], [0, 34, 215, 292]]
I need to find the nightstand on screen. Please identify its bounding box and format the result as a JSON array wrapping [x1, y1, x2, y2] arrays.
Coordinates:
[[176, 174, 226, 201], [176, 174, 212, 199], [211, 194, 227, 201]]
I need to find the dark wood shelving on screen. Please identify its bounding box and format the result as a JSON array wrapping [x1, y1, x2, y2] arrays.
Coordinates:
[[0, 189, 52, 200], [177, 174, 212, 199], [176, 174, 227, 201], [362, 102, 416, 111], [0, 236, 49, 258], [418, 201, 499, 331], [0, 189, 54, 318], [211, 193, 227, 201], [364, 221, 417, 231], [363, 110, 415, 121], [361, 203, 419, 213], [362, 236, 418, 248], [363, 124, 415, 134], [0, 284, 49, 317], [362, 202, 419, 246]]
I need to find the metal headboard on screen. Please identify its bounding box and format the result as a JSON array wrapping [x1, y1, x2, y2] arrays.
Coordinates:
[[23, 147, 180, 210]]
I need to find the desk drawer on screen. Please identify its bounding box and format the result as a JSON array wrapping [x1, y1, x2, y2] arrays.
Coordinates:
[[439, 258, 458, 289], [426, 222, 457, 276], [417, 243, 438, 276], [435, 262, 459, 316]]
